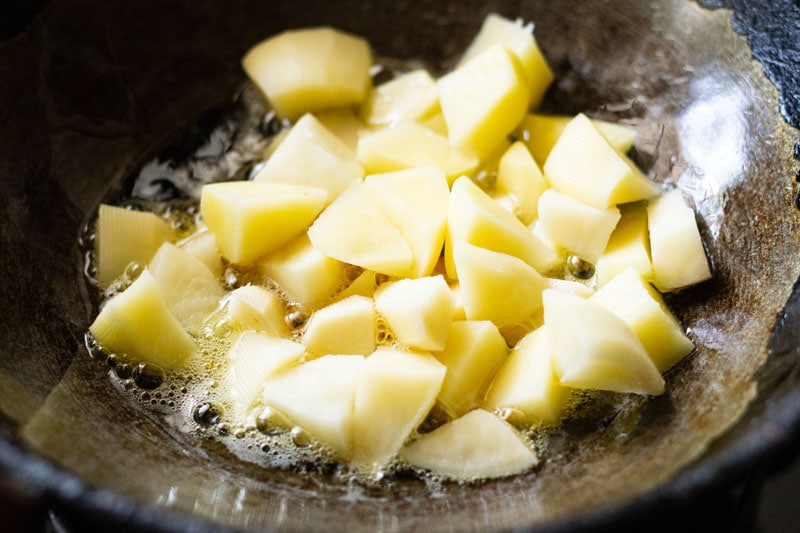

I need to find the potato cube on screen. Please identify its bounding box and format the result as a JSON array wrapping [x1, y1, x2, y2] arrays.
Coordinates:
[[352, 348, 446, 470], [493, 141, 548, 225], [459, 13, 553, 107], [227, 285, 288, 336], [596, 201, 653, 286], [200, 181, 328, 266], [337, 270, 381, 300], [537, 189, 621, 264], [374, 276, 455, 352], [225, 332, 306, 419], [303, 295, 376, 356], [315, 108, 369, 152], [148, 243, 225, 334], [361, 69, 439, 127], [177, 229, 223, 277], [89, 270, 196, 370], [446, 176, 560, 279], [483, 326, 569, 425], [307, 180, 412, 277], [95, 204, 170, 288], [433, 321, 508, 418], [257, 233, 349, 310], [263, 355, 364, 458], [242, 27, 372, 120], [438, 44, 529, 159], [399, 409, 538, 479], [591, 268, 694, 372], [647, 189, 712, 291], [543, 114, 660, 208], [253, 114, 364, 202], [543, 289, 664, 395]]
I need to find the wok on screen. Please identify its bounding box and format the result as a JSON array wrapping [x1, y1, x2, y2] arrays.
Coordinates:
[[1, 0, 800, 530]]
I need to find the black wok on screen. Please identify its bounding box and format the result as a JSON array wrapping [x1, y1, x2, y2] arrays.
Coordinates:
[[1, 0, 800, 531]]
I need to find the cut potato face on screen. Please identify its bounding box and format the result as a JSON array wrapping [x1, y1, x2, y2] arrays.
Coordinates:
[[227, 285, 288, 337], [360, 69, 439, 127], [596, 201, 653, 287], [493, 141, 548, 225], [242, 27, 372, 120], [302, 295, 376, 356]]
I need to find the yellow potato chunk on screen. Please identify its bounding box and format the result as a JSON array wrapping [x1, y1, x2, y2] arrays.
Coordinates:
[[399, 409, 538, 479], [303, 295, 376, 356], [227, 285, 288, 337], [459, 13, 553, 107], [374, 276, 455, 352], [365, 167, 450, 278], [148, 243, 225, 335], [315, 108, 369, 152], [257, 233, 349, 310], [337, 269, 381, 300], [591, 268, 694, 372], [537, 189, 621, 264], [263, 355, 364, 459], [453, 241, 548, 336], [307, 180, 412, 277], [421, 112, 448, 137], [596, 201, 653, 287], [483, 327, 568, 425], [352, 348, 446, 471], [493, 141, 548, 225], [89, 270, 196, 370], [438, 44, 529, 159], [546, 277, 595, 298], [433, 321, 508, 418], [177, 230, 223, 277], [543, 289, 664, 395], [356, 122, 478, 183], [647, 189, 712, 291], [361, 69, 440, 127], [253, 113, 364, 202], [445, 176, 560, 279], [543, 114, 660, 208], [200, 181, 328, 266], [519, 114, 637, 166], [242, 27, 372, 120], [225, 332, 306, 419], [95, 204, 170, 288]]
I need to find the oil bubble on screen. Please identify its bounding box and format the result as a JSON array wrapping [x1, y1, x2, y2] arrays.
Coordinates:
[[132, 363, 166, 390], [114, 363, 133, 380], [290, 426, 313, 448], [257, 407, 291, 435], [193, 401, 222, 427], [567, 255, 595, 279]]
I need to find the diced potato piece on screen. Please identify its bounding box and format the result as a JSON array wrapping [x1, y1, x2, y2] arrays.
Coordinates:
[[453, 241, 548, 335], [200, 181, 328, 266], [242, 27, 372, 120], [352, 348, 446, 470], [400, 409, 538, 479], [227, 285, 288, 336], [337, 269, 380, 299], [446, 176, 560, 279], [262, 355, 364, 458], [433, 321, 508, 418], [178, 230, 223, 277], [303, 295, 376, 356], [254, 114, 364, 202], [356, 122, 478, 183], [546, 278, 595, 298], [262, 127, 291, 159], [374, 276, 455, 352], [307, 180, 412, 277], [225, 332, 306, 419], [315, 108, 368, 152], [543, 114, 660, 208], [438, 44, 529, 159], [361, 69, 439, 126], [89, 270, 196, 370], [365, 167, 450, 278], [493, 141, 548, 225], [448, 282, 467, 321], [421, 112, 448, 137], [520, 114, 637, 166], [596, 202, 652, 287], [537, 189, 621, 264], [258, 233, 348, 310], [148, 243, 225, 334], [95, 204, 170, 288], [647, 189, 712, 291], [591, 268, 694, 372], [543, 289, 664, 395], [483, 327, 568, 425], [459, 13, 553, 107]]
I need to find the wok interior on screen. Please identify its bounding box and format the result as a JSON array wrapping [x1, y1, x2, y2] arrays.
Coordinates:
[[1, 0, 799, 530]]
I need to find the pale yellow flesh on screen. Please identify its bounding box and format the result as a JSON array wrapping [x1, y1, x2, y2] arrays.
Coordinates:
[[596, 201, 653, 287], [177, 229, 223, 277], [493, 141, 548, 225], [399, 409, 538, 479], [360, 69, 440, 127], [227, 285, 289, 337], [302, 295, 376, 356], [89, 270, 196, 370], [315, 108, 369, 153], [242, 27, 372, 120]]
